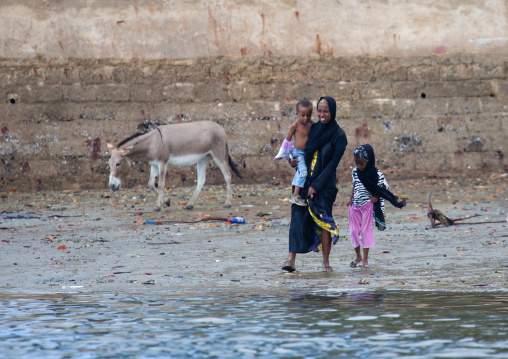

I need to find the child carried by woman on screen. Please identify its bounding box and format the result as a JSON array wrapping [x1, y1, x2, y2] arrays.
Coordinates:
[[274, 99, 313, 206]]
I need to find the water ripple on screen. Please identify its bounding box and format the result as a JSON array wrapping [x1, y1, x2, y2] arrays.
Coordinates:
[[0, 291, 507, 358]]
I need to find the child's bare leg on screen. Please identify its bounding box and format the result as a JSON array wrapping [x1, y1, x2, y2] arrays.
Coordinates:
[[354, 246, 362, 263], [293, 186, 301, 197], [362, 248, 370, 267]]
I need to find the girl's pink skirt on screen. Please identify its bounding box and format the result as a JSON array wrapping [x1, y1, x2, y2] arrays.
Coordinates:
[[348, 201, 375, 248]]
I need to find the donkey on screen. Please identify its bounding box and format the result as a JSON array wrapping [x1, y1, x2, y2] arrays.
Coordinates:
[[107, 121, 241, 211]]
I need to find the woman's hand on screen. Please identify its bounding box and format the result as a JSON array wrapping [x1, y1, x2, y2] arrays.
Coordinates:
[[346, 198, 353, 206], [371, 196, 378, 203], [308, 186, 317, 199], [289, 157, 298, 168]]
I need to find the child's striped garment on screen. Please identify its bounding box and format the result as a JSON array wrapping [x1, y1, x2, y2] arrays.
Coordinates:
[[351, 168, 389, 214]]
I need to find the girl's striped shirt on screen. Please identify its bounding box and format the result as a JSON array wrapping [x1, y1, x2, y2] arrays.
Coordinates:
[[351, 168, 389, 212]]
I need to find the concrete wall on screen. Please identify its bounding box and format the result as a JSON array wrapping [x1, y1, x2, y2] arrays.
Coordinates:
[[1, 1, 507, 191]]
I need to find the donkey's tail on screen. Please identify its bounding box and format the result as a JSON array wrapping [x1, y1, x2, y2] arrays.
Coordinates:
[[226, 143, 242, 179]]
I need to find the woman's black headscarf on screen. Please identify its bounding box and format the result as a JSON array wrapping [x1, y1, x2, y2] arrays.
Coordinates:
[[354, 144, 406, 229], [304, 96, 340, 165]]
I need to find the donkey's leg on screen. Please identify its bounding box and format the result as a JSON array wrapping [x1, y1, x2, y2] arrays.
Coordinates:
[[185, 156, 209, 210], [214, 157, 233, 208], [148, 164, 162, 211], [155, 163, 169, 211]]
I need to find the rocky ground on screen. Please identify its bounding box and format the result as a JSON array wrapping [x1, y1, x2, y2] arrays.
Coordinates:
[[1, 174, 507, 295]]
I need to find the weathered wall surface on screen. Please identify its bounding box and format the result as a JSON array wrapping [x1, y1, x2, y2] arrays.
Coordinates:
[[1, 1, 507, 191], [1, 55, 507, 191], [2, 0, 508, 58]]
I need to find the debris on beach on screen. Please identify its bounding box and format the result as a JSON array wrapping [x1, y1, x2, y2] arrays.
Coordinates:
[[427, 192, 506, 228], [358, 277, 369, 285], [144, 216, 228, 225]]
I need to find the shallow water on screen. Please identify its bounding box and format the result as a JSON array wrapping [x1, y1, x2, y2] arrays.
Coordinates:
[[1, 291, 508, 358]]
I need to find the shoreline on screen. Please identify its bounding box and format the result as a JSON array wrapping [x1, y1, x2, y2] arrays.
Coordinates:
[[1, 176, 507, 295]]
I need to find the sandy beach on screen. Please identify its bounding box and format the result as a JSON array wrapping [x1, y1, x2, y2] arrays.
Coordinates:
[[1, 175, 507, 295]]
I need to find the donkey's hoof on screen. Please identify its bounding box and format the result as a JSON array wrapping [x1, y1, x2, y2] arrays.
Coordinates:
[[164, 198, 171, 207], [153, 206, 161, 212], [223, 204, 232, 208], [184, 204, 194, 210]]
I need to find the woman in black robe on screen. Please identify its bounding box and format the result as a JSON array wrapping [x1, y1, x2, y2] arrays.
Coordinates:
[[282, 96, 348, 272]]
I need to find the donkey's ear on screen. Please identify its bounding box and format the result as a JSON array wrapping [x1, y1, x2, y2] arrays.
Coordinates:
[[106, 142, 116, 151], [120, 143, 137, 156]]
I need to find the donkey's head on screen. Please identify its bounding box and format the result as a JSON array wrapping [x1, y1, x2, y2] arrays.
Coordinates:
[[107, 142, 136, 191]]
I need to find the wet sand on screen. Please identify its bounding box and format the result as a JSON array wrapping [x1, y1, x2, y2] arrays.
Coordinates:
[[1, 175, 507, 294]]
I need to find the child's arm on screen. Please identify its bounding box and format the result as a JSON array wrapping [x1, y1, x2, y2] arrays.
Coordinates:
[[371, 170, 387, 203], [371, 185, 387, 203], [285, 122, 298, 141], [346, 184, 354, 206], [274, 122, 297, 161]]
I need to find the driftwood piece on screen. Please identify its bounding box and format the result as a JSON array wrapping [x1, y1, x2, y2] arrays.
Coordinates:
[[146, 216, 228, 225], [427, 192, 479, 228]]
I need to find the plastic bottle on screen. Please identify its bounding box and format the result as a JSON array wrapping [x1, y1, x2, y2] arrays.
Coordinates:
[[228, 217, 246, 224]]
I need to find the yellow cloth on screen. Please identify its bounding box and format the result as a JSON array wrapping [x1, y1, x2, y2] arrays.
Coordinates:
[[307, 150, 339, 251]]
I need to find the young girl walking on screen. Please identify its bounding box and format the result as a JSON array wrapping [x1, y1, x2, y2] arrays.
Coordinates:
[[346, 144, 406, 268]]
